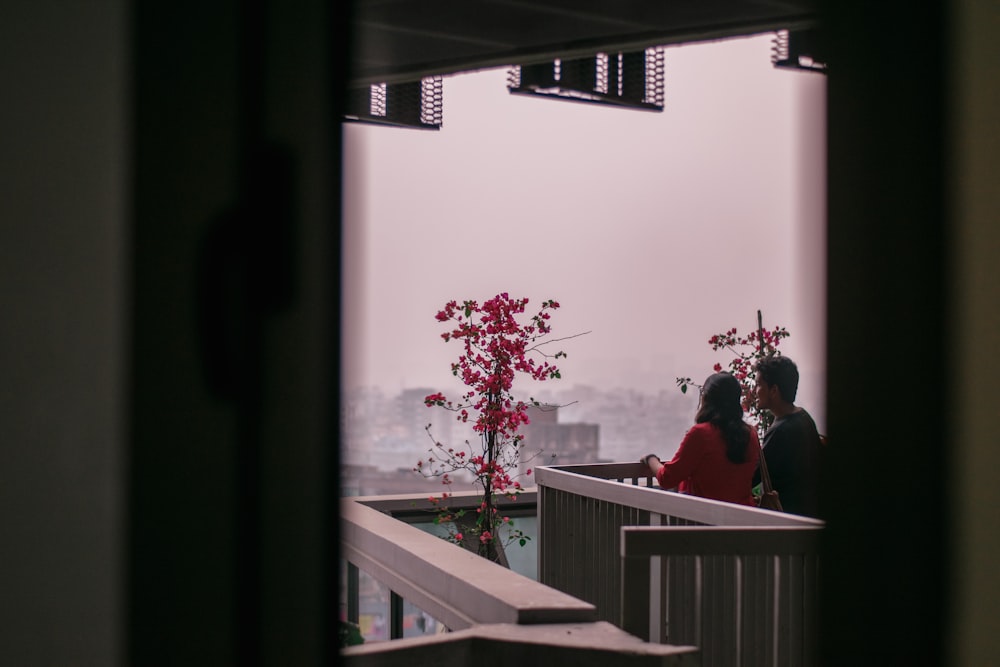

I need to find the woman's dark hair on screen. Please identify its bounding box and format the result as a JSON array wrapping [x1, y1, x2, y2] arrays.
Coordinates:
[[695, 372, 751, 463]]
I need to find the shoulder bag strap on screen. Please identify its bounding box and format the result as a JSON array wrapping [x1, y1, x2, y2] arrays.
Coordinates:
[[758, 435, 775, 493]]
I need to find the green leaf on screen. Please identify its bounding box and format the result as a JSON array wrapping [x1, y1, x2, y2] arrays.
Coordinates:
[[681, 385, 687, 394]]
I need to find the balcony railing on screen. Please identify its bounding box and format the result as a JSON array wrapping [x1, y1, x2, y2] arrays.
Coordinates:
[[340, 490, 698, 665], [536, 462, 823, 667], [341, 462, 822, 666]]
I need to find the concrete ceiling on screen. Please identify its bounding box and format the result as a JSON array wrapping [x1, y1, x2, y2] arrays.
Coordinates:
[[347, 0, 819, 87]]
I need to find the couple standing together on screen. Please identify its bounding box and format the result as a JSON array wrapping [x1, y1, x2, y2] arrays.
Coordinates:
[[641, 356, 822, 518]]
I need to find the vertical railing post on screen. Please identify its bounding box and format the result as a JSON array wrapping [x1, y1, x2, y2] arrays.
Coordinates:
[[649, 513, 664, 644], [537, 481, 545, 589], [620, 528, 651, 641], [390, 590, 404, 639], [347, 562, 360, 624]]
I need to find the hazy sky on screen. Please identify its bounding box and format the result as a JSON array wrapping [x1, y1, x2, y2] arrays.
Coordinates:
[[342, 33, 828, 429]]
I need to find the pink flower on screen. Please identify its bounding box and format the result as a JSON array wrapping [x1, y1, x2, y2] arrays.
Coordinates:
[[454, 532, 463, 542], [424, 392, 446, 406], [479, 531, 493, 544]]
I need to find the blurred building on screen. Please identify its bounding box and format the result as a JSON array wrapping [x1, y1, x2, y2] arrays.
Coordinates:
[[513, 405, 604, 484]]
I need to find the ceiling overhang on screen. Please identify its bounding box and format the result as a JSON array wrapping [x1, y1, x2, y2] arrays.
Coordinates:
[[348, 0, 820, 87]]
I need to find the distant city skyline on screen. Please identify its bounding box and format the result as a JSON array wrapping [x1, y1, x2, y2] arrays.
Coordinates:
[[341, 382, 699, 486], [342, 33, 828, 431]]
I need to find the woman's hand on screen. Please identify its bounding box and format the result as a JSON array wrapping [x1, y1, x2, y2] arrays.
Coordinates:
[[640, 454, 662, 474]]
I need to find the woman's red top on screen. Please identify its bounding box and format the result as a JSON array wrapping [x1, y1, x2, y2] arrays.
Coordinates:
[[656, 422, 759, 507]]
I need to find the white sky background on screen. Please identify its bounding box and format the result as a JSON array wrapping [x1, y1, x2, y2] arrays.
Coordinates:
[[342, 33, 828, 430]]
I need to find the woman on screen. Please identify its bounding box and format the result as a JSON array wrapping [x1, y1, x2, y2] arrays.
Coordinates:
[[642, 372, 759, 506]]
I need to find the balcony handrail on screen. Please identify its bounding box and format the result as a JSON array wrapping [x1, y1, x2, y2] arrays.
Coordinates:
[[341, 495, 596, 631], [342, 620, 700, 666], [348, 488, 538, 521], [535, 462, 823, 527]]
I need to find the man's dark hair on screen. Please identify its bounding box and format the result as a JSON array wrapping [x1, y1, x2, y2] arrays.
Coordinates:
[[755, 355, 799, 403]]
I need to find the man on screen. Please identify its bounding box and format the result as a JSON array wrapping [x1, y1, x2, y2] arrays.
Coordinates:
[[753, 355, 823, 517]]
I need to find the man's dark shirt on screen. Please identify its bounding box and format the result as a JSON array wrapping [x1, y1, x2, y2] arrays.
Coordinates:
[[753, 409, 822, 518]]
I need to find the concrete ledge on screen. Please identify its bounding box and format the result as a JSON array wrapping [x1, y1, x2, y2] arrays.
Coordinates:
[[341, 621, 700, 667]]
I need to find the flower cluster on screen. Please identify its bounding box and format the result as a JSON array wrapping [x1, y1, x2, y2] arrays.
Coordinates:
[[416, 293, 571, 560], [676, 318, 790, 437]]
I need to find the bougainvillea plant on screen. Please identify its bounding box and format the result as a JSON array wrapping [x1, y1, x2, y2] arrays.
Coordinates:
[[415, 293, 574, 564], [676, 311, 790, 439]]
